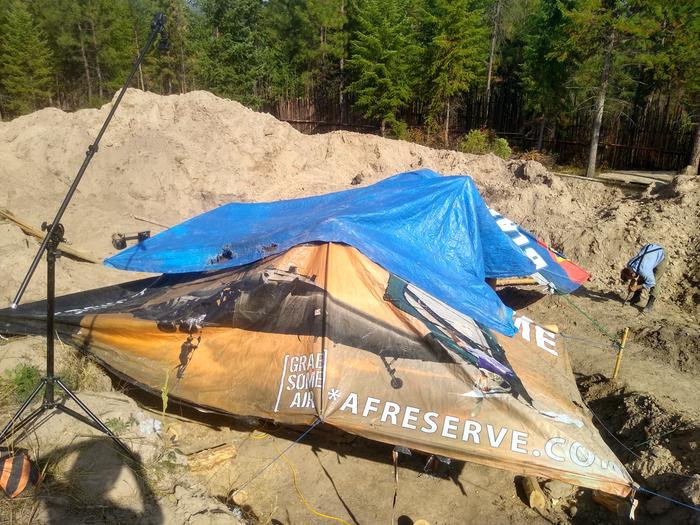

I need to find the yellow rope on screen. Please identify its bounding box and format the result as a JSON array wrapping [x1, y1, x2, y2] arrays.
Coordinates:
[[251, 429, 271, 440], [268, 440, 353, 525]]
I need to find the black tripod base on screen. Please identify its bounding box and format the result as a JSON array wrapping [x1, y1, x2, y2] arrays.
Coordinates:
[[0, 377, 132, 457]]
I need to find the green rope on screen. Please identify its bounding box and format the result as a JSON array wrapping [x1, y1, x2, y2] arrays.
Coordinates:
[[555, 292, 619, 345]]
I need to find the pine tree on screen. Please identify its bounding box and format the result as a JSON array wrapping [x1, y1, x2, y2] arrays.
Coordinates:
[[143, 0, 199, 95], [197, 0, 273, 108], [82, 0, 133, 100], [346, 0, 419, 136], [520, 0, 572, 150], [262, 0, 348, 99], [30, 0, 87, 108], [425, 0, 488, 145], [0, 0, 54, 117], [296, 0, 348, 93], [644, 1, 700, 174], [556, 0, 663, 177]]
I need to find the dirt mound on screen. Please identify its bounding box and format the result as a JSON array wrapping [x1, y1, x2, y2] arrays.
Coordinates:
[[1, 89, 698, 321], [633, 322, 700, 373], [578, 374, 699, 522]]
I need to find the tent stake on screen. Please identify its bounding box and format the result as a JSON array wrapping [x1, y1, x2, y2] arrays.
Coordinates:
[[612, 327, 630, 379]]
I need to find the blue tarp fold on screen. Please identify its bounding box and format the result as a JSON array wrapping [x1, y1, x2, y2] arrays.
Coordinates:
[[106, 169, 536, 335]]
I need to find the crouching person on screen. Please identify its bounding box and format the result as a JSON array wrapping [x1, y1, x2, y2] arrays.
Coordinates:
[[620, 243, 667, 313]]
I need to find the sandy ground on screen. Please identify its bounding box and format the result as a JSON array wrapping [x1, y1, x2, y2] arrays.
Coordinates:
[[0, 90, 698, 524]]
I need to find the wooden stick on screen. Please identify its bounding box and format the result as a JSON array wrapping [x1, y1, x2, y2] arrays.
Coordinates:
[[494, 277, 538, 286], [612, 327, 630, 379], [187, 443, 237, 472], [0, 208, 100, 264], [128, 213, 169, 229], [592, 490, 637, 519], [521, 476, 546, 511]]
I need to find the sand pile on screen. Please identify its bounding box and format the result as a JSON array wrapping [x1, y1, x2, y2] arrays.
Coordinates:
[[0, 89, 698, 321]]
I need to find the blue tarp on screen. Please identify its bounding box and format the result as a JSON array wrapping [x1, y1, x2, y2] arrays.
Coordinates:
[[106, 169, 536, 335]]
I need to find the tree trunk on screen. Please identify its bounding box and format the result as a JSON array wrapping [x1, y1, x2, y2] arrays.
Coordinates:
[[685, 123, 700, 175], [77, 23, 93, 102], [339, 57, 345, 124], [586, 30, 616, 177], [180, 40, 187, 93], [484, 0, 502, 126], [134, 30, 145, 91], [444, 98, 451, 146], [380, 119, 386, 137], [536, 116, 545, 151], [89, 18, 104, 100], [339, 0, 345, 124]]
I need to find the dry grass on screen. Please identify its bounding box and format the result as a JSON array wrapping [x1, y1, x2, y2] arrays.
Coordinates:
[[55, 337, 110, 392], [0, 493, 38, 525]]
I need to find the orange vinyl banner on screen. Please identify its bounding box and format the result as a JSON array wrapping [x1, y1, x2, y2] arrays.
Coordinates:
[[2, 242, 634, 497]]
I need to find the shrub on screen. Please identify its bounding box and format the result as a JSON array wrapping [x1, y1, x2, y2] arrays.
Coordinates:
[[1, 363, 41, 403], [519, 149, 557, 168], [458, 129, 512, 159], [387, 117, 409, 140]]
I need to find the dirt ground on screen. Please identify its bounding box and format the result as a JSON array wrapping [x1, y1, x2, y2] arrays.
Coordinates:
[[0, 90, 698, 524]]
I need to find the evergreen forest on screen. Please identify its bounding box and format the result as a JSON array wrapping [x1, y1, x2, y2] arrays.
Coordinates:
[[0, 0, 698, 174]]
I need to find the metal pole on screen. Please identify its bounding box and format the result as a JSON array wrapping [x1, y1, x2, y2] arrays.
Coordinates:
[[45, 242, 56, 405], [612, 327, 630, 379]]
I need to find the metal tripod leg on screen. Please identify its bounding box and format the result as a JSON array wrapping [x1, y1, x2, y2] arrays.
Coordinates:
[[0, 379, 48, 443], [0, 377, 133, 458], [54, 378, 133, 457]]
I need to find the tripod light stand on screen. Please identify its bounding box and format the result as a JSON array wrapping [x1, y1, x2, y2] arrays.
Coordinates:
[[0, 13, 169, 457]]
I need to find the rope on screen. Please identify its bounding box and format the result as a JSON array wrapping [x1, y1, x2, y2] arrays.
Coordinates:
[[237, 422, 354, 524], [633, 420, 697, 449], [637, 487, 700, 513], [555, 292, 619, 344], [589, 409, 642, 460], [559, 333, 617, 351], [391, 449, 399, 525], [233, 419, 321, 495], [274, 441, 354, 525]]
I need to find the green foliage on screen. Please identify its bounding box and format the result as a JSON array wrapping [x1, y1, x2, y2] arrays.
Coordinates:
[[423, 0, 488, 141], [520, 0, 572, 122], [106, 415, 137, 435], [553, 0, 667, 118], [160, 368, 171, 418], [345, 0, 419, 136], [459, 129, 511, 158], [645, 2, 700, 116], [196, 0, 273, 108], [1, 363, 41, 402], [0, 0, 54, 116], [263, 0, 347, 95]]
